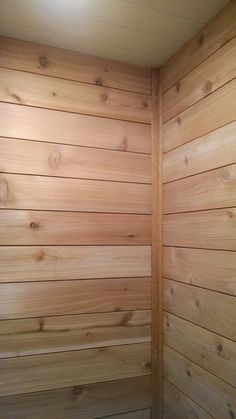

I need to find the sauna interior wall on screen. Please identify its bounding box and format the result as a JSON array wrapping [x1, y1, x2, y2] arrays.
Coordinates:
[[161, 2, 236, 417], [0, 37, 152, 419]]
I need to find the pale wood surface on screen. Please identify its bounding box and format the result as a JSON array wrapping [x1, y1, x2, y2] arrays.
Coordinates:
[[0, 246, 151, 282], [0, 376, 151, 419], [164, 208, 236, 250], [164, 279, 236, 340], [108, 410, 151, 419], [0, 102, 151, 154], [163, 247, 236, 295], [0, 210, 151, 245], [161, 1, 236, 92], [163, 379, 211, 419], [0, 310, 151, 358], [0, 277, 151, 319], [0, 173, 151, 214], [164, 312, 236, 387], [0, 137, 151, 183], [163, 36, 236, 122], [163, 121, 236, 183], [0, 36, 151, 94], [164, 163, 236, 214], [0, 68, 151, 123], [163, 80, 236, 152], [0, 343, 151, 396]]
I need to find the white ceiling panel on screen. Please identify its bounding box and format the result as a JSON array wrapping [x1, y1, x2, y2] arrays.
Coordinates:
[[0, 0, 229, 67]]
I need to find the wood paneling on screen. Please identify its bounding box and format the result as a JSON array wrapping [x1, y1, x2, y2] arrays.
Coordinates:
[[164, 208, 236, 250], [0, 210, 151, 246], [163, 121, 236, 183], [0, 103, 151, 154], [0, 137, 151, 183], [161, 1, 236, 92], [163, 279, 236, 340], [163, 247, 236, 295], [0, 246, 151, 282], [0, 68, 151, 123], [0, 173, 151, 214], [163, 37, 236, 122], [0, 277, 151, 319], [163, 80, 236, 152], [0, 310, 151, 358], [0, 376, 151, 419], [163, 379, 211, 419], [164, 346, 236, 419], [109, 410, 151, 419], [0, 36, 151, 94], [0, 343, 151, 396], [164, 163, 236, 214], [164, 312, 236, 387]]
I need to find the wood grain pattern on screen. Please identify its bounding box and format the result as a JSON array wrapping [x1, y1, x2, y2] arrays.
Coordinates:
[[163, 121, 236, 183], [0, 36, 151, 94], [109, 410, 151, 419], [164, 346, 236, 419], [0, 277, 151, 319], [161, 1, 236, 92], [0, 173, 151, 214], [0, 343, 151, 396], [163, 208, 236, 250], [0, 310, 151, 358], [0, 246, 151, 282], [0, 210, 151, 245], [0, 137, 151, 183], [163, 247, 236, 296], [163, 379, 211, 419], [0, 376, 151, 419], [163, 79, 236, 152], [164, 163, 236, 214], [0, 68, 151, 123], [0, 102, 151, 154], [163, 279, 236, 341], [164, 312, 236, 387], [163, 37, 236, 122]]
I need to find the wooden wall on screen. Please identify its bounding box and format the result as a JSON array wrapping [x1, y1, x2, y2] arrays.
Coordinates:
[[161, 2, 236, 418], [0, 37, 152, 419]]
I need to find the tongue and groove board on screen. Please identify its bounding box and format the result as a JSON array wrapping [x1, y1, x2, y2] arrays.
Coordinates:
[[0, 36, 152, 418]]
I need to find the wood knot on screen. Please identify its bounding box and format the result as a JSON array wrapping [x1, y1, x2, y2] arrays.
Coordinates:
[[145, 361, 152, 370], [142, 101, 148, 109], [170, 287, 174, 295], [72, 385, 84, 397], [48, 150, 61, 169], [184, 156, 188, 166], [121, 311, 133, 326], [39, 319, 44, 332], [35, 250, 45, 262], [195, 298, 200, 308], [177, 116, 181, 125], [52, 91, 57, 96], [30, 222, 39, 230], [217, 343, 223, 354], [100, 93, 108, 102], [226, 210, 233, 218], [204, 80, 213, 93], [119, 137, 128, 151], [176, 81, 181, 92], [95, 78, 103, 86], [198, 34, 205, 46], [222, 168, 231, 181], [39, 55, 48, 68], [187, 369, 191, 377], [0, 178, 9, 205], [127, 233, 134, 238]]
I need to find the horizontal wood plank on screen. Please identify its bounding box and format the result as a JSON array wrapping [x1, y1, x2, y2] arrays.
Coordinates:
[[163, 247, 236, 295], [163, 379, 211, 419], [0, 210, 151, 245], [163, 121, 236, 183], [0, 137, 151, 184], [163, 79, 236, 152], [0, 246, 151, 282], [0, 68, 151, 123], [164, 163, 236, 214], [164, 346, 236, 419], [163, 208, 236, 250], [0, 103, 151, 154], [164, 312, 236, 387], [161, 1, 236, 92], [0, 343, 151, 396], [0, 36, 151, 94], [0, 310, 151, 358], [0, 277, 151, 319], [108, 410, 151, 419], [164, 279, 236, 340], [0, 376, 151, 419], [163, 37, 236, 122], [0, 173, 151, 214]]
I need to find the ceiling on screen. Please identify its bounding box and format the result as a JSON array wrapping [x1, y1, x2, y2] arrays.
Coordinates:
[[0, 0, 229, 67]]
